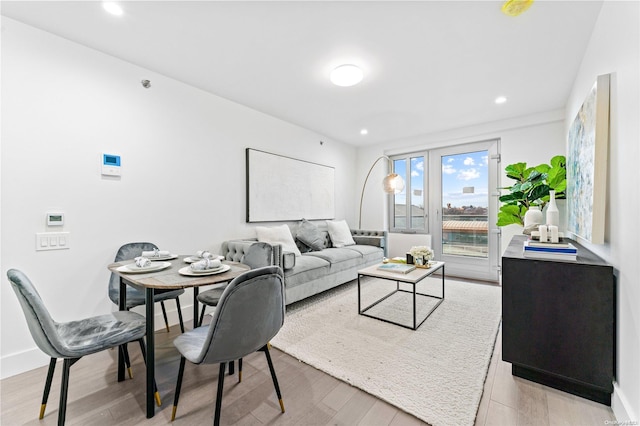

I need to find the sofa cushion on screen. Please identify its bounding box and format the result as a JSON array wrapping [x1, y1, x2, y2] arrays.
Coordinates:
[[344, 245, 384, 264], [304, 248, 362, 273], [327, 220, 356, 247], [296, 219, 325, 251], [284, 255, 330, 289], [256, 224, 301, 257]]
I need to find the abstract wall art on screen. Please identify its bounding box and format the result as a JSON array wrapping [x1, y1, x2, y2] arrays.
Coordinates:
[[566, 73, 610, 244]]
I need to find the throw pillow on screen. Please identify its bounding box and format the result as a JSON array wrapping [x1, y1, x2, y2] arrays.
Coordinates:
[[296, 219, 325, 251], [326, 220, 356, 247], [256, 224, 302, 257]]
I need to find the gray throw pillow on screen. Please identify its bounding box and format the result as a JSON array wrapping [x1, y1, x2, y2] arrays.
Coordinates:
[[296, 219, 325, 251]]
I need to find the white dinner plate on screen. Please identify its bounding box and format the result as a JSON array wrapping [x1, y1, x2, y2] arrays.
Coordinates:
[[116, 261, 172, 274], [184, 255, 224, 264], [145, 254, 178, 261], [178, 264, 231, 277]]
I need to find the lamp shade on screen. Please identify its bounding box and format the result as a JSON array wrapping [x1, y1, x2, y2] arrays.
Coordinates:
[[382, 173, 405, 194]]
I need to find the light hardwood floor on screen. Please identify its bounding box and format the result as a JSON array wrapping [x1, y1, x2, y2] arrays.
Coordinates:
[[1, 320, 616, 425]]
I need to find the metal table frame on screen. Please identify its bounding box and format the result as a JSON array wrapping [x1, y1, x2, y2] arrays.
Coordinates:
[[357, 262, 445, 330]]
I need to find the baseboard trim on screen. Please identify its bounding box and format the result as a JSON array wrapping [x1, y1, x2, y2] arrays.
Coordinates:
[[1, 347, 50, 380], [612, 382, 636, 422]]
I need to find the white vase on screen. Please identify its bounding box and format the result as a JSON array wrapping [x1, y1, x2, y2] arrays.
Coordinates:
[[524, 206, 543, 228], [546, 190, 559, 227]]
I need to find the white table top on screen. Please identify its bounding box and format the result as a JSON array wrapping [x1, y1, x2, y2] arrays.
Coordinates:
[[358, 261, 444, 284]]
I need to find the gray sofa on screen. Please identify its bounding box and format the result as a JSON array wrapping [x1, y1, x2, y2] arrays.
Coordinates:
[[221, 227, 387, 305]]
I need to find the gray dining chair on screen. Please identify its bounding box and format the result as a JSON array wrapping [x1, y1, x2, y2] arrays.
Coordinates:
[[6, 268, 158, 425], [109, 242, 185, 333], [171, 265, 286, 425], [196, 241, 274, 327]]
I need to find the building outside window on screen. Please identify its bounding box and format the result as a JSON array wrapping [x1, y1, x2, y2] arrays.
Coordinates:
[[391, 154, 427, 233]]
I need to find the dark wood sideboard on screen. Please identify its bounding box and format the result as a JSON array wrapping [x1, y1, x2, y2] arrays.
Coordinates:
[[502, 235, 615, 405]]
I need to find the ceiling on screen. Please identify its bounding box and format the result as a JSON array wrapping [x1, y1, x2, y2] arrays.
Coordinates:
[[1, 1, 604, 146]]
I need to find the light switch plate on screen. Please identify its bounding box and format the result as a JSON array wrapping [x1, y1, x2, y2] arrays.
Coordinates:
[[36, 232, 70, 251]]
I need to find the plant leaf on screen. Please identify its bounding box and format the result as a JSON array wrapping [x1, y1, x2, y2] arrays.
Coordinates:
[[527, 170, 544, 182], [550, 155, 566, 168], [547, 166, 566, 189], [499, 192, 525, 203], [497, 204, 524, 226], [535, 163, 550, 174], [505, 163, 527, 181], [529, 184, 550, 202]]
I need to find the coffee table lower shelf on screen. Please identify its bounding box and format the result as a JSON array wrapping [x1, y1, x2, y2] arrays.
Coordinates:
[[357, 262, 445, 330]]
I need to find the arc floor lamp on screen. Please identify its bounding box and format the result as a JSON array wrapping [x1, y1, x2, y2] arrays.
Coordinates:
[[359, 155, 405, 229]]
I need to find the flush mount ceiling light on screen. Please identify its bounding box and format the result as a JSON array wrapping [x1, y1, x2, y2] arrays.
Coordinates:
[[360, 129, 369, 135], [103, 2, 123, 16], [330, 64, 364, 87], [495, 96, 507, 104], [501, 0, 534, 16]]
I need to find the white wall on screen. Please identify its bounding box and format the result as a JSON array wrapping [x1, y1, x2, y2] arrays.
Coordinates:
[[0, 18, 356, 378], [564, 1, 640, 422], [357, 110, 567, 254]]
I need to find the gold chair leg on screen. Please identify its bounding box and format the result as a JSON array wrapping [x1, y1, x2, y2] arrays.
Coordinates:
[[171, 405, 178, 422], [40, 358, 57, 419]]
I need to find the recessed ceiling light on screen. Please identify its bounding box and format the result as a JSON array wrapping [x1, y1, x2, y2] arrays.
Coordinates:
[[330, 64, 364, 87], [360, 129, 368, 135], [103, 2, 123, 16], [495, 96, 507, 104]]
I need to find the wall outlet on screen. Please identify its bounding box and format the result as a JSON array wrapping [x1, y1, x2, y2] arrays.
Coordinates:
[[36, 232, 70, 251]]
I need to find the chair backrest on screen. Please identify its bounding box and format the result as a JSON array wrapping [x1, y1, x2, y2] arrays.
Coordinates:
[[108, 242, 158, 304], [7, 269, 66, 358], [241, 242, 274, 269], [196, 265, 285, 365]]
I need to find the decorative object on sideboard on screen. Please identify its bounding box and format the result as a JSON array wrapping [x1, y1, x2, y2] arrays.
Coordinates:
[[358, 155, 405, 228], [497, 155, 566, 229], [523, 205, 543, 235], [409, 245, 434, 268], [534, 224, 561, 244], [545, 190, 560, 227]]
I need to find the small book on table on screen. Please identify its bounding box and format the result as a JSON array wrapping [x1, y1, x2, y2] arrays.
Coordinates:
[[377, 263, 416, 274]]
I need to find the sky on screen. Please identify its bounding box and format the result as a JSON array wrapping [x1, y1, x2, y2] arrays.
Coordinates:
[[394, 150, 489, 209], [441, 150, 489, 208]]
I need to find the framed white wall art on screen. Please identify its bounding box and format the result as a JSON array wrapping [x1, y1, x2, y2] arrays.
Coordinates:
[[246, 148, 335, 222]]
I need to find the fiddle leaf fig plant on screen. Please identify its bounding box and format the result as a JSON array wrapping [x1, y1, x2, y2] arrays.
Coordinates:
[[496, 155, 566, 227]]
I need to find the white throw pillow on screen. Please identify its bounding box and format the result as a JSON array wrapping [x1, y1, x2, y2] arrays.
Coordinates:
[[256, 224, 302, 257], [327, 220, 356, 247]]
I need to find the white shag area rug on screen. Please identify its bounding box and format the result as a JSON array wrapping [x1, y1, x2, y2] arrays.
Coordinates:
[[271, 276, 501, 426]]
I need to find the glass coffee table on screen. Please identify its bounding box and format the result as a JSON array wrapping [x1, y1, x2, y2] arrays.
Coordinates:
[[357, 261, 445, 330]]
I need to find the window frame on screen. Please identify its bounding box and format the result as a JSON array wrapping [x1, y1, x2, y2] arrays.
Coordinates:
[[388, 151, 429, 234]]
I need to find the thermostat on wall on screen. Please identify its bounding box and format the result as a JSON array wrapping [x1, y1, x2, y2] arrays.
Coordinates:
[[102, 153, 121, 176], [47, 212, 64, 226]]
